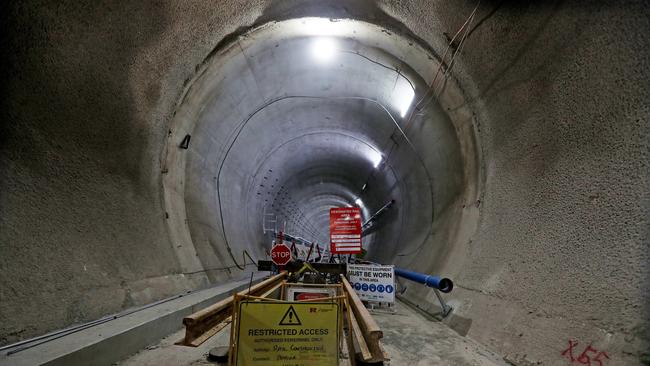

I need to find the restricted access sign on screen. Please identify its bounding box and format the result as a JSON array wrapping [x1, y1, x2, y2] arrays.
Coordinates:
[[235, 301, 339, 366], [271, 243, 292, 266], [329, 207, 362, 254], [347, 264, 395, 303]]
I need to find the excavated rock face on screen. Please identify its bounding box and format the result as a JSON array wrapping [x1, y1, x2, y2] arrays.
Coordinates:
[[1, 1, 648, 364]]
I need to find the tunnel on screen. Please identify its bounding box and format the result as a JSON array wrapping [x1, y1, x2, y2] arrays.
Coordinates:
[[0, 1, 648, 365]]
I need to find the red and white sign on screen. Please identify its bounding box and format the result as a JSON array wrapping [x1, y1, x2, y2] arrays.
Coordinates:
[[287, 287, 337, 302], [329, 207, 362, 254], [271, 244, 292, 266]]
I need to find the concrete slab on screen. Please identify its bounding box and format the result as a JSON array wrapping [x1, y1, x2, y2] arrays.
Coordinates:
[[0, 273, 268, 366], [117, 327, 228, 366], [372, 302, 506, 366]]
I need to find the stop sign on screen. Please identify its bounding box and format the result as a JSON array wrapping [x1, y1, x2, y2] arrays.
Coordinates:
[[271, 244, 292, 266]]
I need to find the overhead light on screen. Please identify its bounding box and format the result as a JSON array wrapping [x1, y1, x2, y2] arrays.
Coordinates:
[[394, 78, 416, 117], [311, 38, 337, 63]]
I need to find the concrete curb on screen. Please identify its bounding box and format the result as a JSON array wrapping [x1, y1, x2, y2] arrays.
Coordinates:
[[0, 273, 267, 366]]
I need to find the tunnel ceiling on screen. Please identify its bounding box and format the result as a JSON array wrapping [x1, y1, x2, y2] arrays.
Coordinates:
[[163, 18, 474, 270]]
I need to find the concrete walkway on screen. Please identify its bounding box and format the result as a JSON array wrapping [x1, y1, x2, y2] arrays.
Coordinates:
[[118, 300, 506, 366], [373, 302, 506, 366]]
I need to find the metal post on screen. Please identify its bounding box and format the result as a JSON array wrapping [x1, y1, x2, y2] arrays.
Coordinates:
[[433, 288, 453, 317]]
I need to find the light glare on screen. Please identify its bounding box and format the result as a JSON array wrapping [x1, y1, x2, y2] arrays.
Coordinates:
[[394, 78, 416, 117], [369, 150, 383, 168], [311, 38, 337, 63]]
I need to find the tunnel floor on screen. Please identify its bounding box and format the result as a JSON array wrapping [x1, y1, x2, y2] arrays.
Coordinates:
[[117, 300, 506, 366]]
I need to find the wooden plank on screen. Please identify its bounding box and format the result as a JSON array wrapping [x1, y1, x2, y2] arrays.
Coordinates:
[[178, 282, 282, 347], [188, 317, 231, 347], [185, 272, 285, 325], [340, 276, 382, 339], [180, 272, 286, 346], [283, 282, 342, 287], [344, 297, 358, 366], [257, 281, 282, 300], [378, 340, 390, 361], [341, 275, 387, 363], [348, 304, 371, 361]]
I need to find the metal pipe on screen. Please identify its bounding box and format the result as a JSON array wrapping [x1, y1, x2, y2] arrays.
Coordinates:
[[361, 199, 395, 235], [394, 268, 454, 293]]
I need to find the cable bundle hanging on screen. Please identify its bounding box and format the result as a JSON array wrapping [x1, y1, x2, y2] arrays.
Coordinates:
[[414, 1, 482, 112]]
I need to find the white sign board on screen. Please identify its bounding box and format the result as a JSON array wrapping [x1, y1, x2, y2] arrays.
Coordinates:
[[346, 264, 395, 303]]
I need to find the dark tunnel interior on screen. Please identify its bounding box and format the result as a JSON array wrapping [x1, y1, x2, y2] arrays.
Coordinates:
[[0, 2, 648, 365]]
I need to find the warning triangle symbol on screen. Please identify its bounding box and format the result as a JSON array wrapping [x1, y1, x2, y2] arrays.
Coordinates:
[[278, 305, 302, 326]]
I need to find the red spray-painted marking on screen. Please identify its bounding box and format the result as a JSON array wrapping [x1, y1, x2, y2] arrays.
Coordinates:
[[561, 340, 579, 362], [561, 340, 610, 366]]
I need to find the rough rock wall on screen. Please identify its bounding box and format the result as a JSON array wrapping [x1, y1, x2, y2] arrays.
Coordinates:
[[0, 0, 407, 345], [1, 2, 648, 365], [0, 1, 239, 344], [385, 1, 650, 364]]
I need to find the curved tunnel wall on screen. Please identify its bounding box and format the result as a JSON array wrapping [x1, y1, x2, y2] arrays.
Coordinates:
[[163, 21, 472, 287], [1, 1, 648, 364]]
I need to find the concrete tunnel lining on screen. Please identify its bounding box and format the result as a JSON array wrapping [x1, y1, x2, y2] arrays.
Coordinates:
[[1, 1, 648, 364], [163, 18, 475, 285]]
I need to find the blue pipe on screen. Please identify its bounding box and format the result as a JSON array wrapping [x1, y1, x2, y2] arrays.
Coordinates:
[[394, 268, 454, 293]]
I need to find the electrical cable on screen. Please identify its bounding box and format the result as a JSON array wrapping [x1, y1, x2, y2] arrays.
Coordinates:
[[414, 0, 482, 111], [397, 1, 481, 259], [424, 1, 479, 106]]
